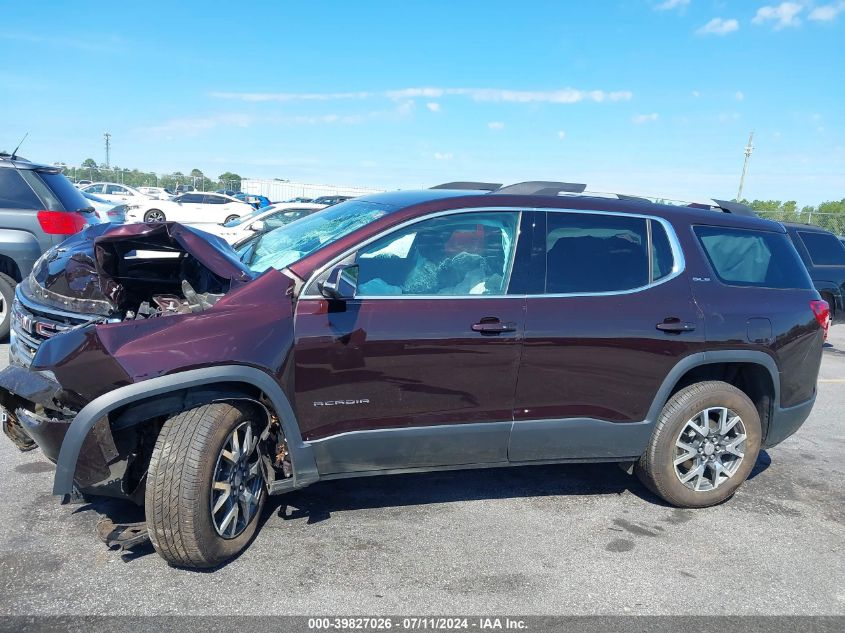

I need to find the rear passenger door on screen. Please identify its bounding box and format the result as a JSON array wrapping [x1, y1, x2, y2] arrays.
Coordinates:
[[510, 209, 705, 462]]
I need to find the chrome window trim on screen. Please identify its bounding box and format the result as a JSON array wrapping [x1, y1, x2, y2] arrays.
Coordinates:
[[298, 206, 685, 300]]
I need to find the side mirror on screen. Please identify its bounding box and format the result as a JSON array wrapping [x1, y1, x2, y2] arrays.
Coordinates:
[[249, 220, 265, 232], [319, 264, 358, 300]]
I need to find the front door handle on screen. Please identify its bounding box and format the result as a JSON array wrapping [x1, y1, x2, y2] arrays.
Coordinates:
[[656, 318, 696, 333], [472, 318, 517, 335]]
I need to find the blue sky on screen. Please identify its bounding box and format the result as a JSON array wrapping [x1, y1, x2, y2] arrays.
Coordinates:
[[0, 0, 842, 204]]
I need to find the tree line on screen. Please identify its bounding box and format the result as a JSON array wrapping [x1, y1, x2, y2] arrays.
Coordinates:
[[741, 198, 845, 217], [65, 159, 243, 192]]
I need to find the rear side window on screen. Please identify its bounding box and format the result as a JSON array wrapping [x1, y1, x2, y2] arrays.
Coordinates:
[[798, 231, 845, 266], [23, 171, 91, 212], [0, 169, 42, 209], [695, 226, 812, 289], [544, 213, 674, 294]]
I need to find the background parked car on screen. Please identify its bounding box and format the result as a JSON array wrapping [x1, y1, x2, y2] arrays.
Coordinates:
[[137, 186, 174, 200], [74, 179, 93, 188], [81, 182, 151, 205], [216, 189, 238, 197], [0, 153, 99, 336], [81, 191, 127, 223], [194, 202, 325, 244], [783, 222, 845, 323], [312, 194, 354, 206], [234, 192, 271, 209], [126, 191, 253, 224]]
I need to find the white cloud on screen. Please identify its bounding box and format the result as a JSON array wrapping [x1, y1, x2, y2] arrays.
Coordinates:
[[426, 102, 441, 112], [146, 113, 254, 136], [735, 91, 745, 101], [632, 113, 659, 124], [557, 130, 566, 140], [433, 152, 453, 161], [809, 2, 845, 21], [396, 100, 415, 116], [655, 0, 690, 10], [212, 87, 633, 105], [692, 90, 701, 98], [696, 17, 740, 35], [752, 3, 803, 29], [488, 121, 505, 130], [718, 112, 741, 122]]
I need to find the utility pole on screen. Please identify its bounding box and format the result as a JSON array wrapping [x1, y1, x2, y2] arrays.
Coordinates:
[[736, 131, 754, 201], [104, 132, 111, 169]]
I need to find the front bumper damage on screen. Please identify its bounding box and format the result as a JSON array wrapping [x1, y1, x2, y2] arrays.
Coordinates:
[[0, 365, 117, 492]]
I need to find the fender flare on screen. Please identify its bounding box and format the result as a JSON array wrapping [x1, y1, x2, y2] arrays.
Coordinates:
[[52, 365, 318, 498], [645, 350, 781, 423]]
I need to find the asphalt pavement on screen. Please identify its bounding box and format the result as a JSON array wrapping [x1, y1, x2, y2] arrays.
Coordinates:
[[0, 330, 843, 615]]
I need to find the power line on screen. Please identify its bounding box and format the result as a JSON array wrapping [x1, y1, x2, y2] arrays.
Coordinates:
[[736, 131, 754, 201]]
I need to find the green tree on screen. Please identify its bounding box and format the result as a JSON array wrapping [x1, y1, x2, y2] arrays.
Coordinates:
[[217, 171, 242, 192]]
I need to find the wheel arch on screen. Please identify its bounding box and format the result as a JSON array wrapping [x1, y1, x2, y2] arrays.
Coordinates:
[[649, 351, 780, 443], [52, 365, 318, 500]]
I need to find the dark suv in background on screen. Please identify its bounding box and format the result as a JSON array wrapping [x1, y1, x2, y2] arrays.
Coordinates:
[[0, 154, 99, 337], [0, 181, 827, 568], [782, 222, 845, 323]]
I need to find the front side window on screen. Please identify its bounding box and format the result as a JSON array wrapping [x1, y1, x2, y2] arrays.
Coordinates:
[[695, 225, 812, 289], [83, 184, 105, 194], [544, 212, 662, 294], [798, 231, 845, 266], [354, 211, 520, 296]]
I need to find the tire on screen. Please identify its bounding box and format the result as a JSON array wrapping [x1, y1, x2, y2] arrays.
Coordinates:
[[145, 403, 267, 568], [0, 272, 16, 339], [224, 214, 240, 223], [635, 381, 761, 508], [144, 209, 166, 223]]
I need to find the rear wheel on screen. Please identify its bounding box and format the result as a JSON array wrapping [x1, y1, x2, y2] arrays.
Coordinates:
[[144, 209, 166, 222], [145, 403, 267, 568], [635, 381, 761, 508], [0, 272, 15, 338]]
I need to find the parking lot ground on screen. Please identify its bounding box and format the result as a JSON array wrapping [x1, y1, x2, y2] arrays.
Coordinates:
[[0, 330, 843, 616]]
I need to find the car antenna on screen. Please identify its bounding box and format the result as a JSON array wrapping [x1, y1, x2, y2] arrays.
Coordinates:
[[10, 132, 29, 160]]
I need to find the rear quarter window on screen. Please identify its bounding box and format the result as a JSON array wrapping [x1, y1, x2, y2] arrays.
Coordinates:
[[797, 231, 845, 266], [0, 168, 42, 209], [695, 225, 812, 290]]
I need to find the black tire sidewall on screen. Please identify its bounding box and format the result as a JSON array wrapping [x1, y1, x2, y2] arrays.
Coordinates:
[[646, 383, 762, 508], [144, 209, 165, 222], [188, 406, 267, 565]]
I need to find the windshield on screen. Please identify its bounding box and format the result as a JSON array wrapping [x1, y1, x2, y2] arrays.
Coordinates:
[[244, 200, 394, 272]]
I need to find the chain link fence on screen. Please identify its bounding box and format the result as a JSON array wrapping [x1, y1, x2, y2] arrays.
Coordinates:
[[754, 210, 845, 236]]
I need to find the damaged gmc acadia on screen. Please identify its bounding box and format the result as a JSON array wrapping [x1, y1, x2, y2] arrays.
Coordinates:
[[0, 181, 827, 568]]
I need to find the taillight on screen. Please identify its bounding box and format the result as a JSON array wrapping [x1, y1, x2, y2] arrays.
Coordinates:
[[37, 210, 88, 235], [810, 299, 831, 341]]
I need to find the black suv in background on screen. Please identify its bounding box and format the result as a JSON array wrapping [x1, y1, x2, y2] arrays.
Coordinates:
[[783, 222, 845, 323], [0, 154, 98, 336]]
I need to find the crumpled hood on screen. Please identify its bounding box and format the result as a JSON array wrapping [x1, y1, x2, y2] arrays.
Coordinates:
[[26, 222, 255, 315]]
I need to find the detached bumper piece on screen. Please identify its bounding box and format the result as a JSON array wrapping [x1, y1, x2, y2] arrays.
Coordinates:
[[96, 517, 150, 552]]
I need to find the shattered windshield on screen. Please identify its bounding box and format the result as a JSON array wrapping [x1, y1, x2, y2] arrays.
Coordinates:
[[244, 200, 394, 272]]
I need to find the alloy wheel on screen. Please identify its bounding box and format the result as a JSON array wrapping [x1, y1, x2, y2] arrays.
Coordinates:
[[673, 407, 747, 492], [146, 210, 165, 222], [209, 421, 264, 539]]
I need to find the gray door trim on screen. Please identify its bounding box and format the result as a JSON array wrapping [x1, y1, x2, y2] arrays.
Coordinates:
[[52, 365, 317, 498]]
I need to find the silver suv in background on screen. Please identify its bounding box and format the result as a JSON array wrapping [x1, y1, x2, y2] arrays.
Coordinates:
[[0, 153, 99, 337]]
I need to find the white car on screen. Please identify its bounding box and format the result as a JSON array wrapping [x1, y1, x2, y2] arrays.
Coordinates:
[[81, 182, 152, 204], [126, 192, 253, 224], [193, 203, 326, 244], [137, 186, 174, 200]]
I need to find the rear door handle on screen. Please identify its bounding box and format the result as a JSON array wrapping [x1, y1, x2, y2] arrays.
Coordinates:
[[656, 318, 696, 333], [472, 318, 517, 335]]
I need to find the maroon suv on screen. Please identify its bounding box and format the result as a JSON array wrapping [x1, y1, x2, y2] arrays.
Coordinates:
[[0, 181, 828, 568]]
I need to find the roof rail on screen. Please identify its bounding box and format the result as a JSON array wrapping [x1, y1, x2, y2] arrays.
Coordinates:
[[493, 181, 587, 196], [430, 181, 502, 191], [711, 199, 757, 217]]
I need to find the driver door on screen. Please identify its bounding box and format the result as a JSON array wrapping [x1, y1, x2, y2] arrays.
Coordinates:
[[293, 209, 530, 475]]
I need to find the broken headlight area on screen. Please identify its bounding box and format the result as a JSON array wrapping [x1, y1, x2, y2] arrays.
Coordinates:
[[26, 221, 254, 322]]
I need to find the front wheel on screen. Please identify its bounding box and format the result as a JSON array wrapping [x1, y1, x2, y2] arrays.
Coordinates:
[[635, 381, 761, 508], [145, 403, 267, 568], [224, 214, 240, 223], [144, 209, 166, 223]]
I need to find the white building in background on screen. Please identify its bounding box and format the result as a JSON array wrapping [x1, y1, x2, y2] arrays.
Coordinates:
[[241, 178, 384, 201]]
